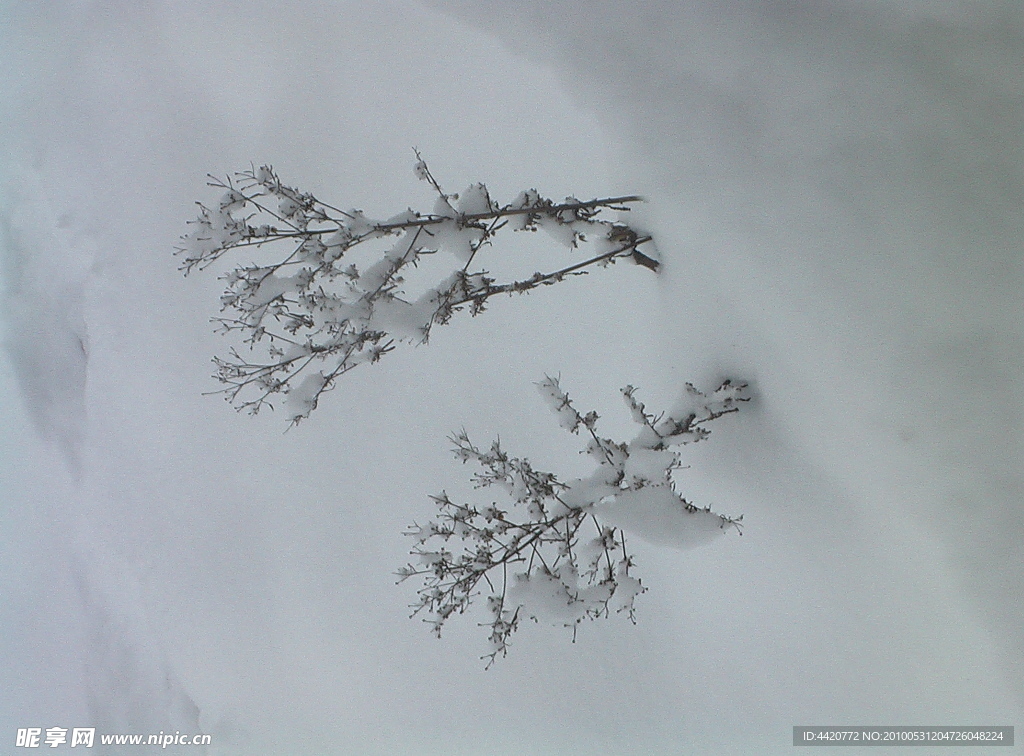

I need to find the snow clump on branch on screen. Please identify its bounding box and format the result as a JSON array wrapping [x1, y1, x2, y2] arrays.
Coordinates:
[[398, 377, 747, 666]]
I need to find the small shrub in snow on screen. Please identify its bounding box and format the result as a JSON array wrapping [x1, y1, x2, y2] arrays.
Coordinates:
[[179, 157, 745, 665], [398, 376, 746, 666], [177, 154, 658, 423]]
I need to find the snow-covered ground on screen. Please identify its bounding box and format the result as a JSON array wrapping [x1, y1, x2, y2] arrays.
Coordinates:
[[2, 2, 1020, 754]]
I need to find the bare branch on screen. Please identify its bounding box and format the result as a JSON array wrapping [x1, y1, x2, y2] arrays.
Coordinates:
[[178, 157, 660, 422]]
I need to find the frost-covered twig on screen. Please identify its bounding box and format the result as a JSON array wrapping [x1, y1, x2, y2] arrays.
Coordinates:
[[177, 155, 657, 423], [398, 378, 747, 666]]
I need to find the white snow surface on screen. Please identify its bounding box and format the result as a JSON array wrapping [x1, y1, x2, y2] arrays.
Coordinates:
[[2, 1, 1022, 754]]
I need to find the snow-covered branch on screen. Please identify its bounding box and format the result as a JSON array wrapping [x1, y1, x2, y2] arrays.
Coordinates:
[[399, 378, 747, 666], [177, 156, 657, 423]]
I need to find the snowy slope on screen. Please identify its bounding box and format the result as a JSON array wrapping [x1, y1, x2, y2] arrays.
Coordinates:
[[427, 0, 1024, 743], [1, 1, 1021, 755]]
